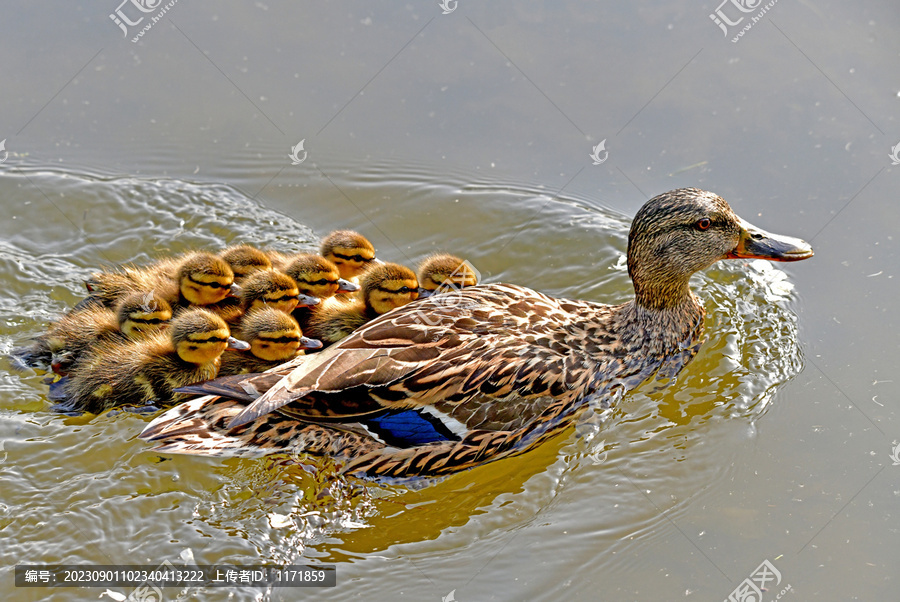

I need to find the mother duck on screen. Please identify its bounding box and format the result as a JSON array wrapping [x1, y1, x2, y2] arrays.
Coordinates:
[[140, 188, 813, 478]]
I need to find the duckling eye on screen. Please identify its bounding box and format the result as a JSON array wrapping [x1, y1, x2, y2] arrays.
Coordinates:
[[397, 286, 411, 294], [695, 218, 711, 231]]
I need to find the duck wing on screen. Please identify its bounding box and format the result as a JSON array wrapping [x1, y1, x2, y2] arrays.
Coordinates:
[[226, 284, 586, 429]]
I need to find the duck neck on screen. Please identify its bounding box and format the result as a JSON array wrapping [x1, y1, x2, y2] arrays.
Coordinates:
[[617, 291, 705, 356]]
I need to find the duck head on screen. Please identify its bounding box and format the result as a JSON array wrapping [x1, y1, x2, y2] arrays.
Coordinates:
[[320, 230, 378, 280], [627, 188, 813, 310], [361, 262, 420, 315], [240, 307, 322, 362], [115, 291, 173, 338], [416, 253, 479, 298], [219, 245, 273, 282], [177, 252, 239, 306], [170, 309, 248, 366], [284, 254, 359, 300], [239, 269, 312, 313]]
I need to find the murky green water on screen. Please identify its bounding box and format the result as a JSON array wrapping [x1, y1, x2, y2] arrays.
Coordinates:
[[2, 2, 898, 601]]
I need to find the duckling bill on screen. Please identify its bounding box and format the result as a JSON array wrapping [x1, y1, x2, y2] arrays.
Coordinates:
[[141, 188, 812, 479]]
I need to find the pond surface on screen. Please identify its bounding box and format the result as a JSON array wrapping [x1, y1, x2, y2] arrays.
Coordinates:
[[1, 2, 898, 601]]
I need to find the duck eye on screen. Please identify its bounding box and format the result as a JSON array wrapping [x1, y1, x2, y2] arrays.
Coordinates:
[[398, 287, 410, 294], [696, 218, 711, 231]]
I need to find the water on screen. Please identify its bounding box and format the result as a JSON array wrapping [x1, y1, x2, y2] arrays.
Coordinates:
[[1, 2, 898, 601]]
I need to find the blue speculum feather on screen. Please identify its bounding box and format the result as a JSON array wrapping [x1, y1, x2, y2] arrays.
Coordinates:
[[364, 409, 460, 447]]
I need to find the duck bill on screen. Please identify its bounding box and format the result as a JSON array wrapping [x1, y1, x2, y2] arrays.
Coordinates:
[[226, 336, 251, 350], [296, 293, 320, 308], [227, 283, 243, 298], [299, 336, 324, 350], [416, 287, 434, 298], [727, 218, 814, 262], [336, 278, 360, 293]]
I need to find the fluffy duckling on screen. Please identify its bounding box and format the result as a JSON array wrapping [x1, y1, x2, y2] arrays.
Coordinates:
[[84, 252, 239, 311], [219, 270, 319, 326], [11, 291, 172, 374], [282, 254, 360, 329], [58, 308, 248, 414], [416, 254, 480, 298], [319, 230, 378, 282], [305, 262, 419, 346], [217, 308, 322, 376], [219, 245, 273, 282]]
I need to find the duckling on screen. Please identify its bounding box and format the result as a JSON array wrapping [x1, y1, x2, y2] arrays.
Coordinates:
[[217, 308, 322, 376], [219, 245, 273, 282], [304, 262, 419, 346], [58, 308, 249, 414], [416, 253, 480, 298], [84, 252, 239, 311], [219, 269, 318, 327], [282, 254, 360, 329], [319, 230, 378, 282], [11, 291, 173, 375]]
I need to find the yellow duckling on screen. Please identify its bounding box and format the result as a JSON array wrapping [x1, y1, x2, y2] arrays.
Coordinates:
[[416, 253, 480, 298], [84, 252, 239, 311], [319, 230, 378, 282], [218, 269, 319, 326], [305, 262, 419, 346], [59, 308, 249, 414], [217, 307, 322, 376], [282, 254, 360, 329], [12, 291, 173, 375], [219, 245, 273, 282]]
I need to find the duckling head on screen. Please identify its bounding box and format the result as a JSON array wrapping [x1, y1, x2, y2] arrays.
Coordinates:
[[220, 245, 273, 282], [239, 270, 309, 313], [361, 263, 420, 315], [627, 188, 813, 310], [170, 308, 248, 366], [177, 252, 238, 306], [284, 254, 360, 299], [240, 307, 322, 361], [115, 291, 173, 338], [320, 230, 377, 280], [416, 254, 479, 298]]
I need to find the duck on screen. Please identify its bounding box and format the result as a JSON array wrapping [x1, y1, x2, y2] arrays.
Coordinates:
[[58, 308, 249, 414], [140, 188, 813, 478], [282, 254, 360, 330], [302, 262, 419, 346], [11, 291, 173, 375], [218, 269, 319, 329], [83, 252, 239, 311], [217, 308, 322, 376], [416, 253, 479, 298], [319, 230, 378, 282], [219, 245, 273, 282]]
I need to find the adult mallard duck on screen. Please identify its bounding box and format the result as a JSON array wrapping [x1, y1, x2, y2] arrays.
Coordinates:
[[140, 188, 813, 478], [58, 308, 249, 414], [416, 253, 479, 298]]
